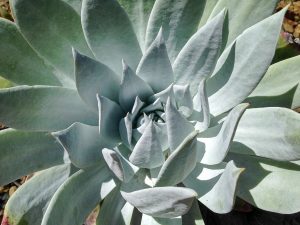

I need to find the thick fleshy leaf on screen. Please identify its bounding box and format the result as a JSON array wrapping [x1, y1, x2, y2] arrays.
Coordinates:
[[131, 96, 145, 119], [0, 19, 60, 86], [11, 0, 92, 84], [198, 0, 219, 28], [3, 164, 73, 225], [41, 165, 115, 225], [0, 129, 65, 186], [199, 103, 249, 165], [118, 0, 156, 51], [97, 95, 124, 143], [231, 107, 300, 161], [156, 131, 198, 187], [130, 121, 164, 169], [173, 84, 193, 117], [209, 0, 279, 45], [165, 98, 194, 152], [229, 153, 300, 214], [0, 86, 97, 131], [121, 187, 197, 218], [74, 50, 120, 110], [96, 187, 126, 225], [145, 0, 206, 62], [193, 80, 210, 132], [52, 123, 112, 169], [81, 0, 142, 75], [136, 28, 173, 93], [207, 8, 287, 116], [182, 200, 204, 225], [173, 9, 226, 95], [151, 84, 176, 106], [61, 0, 82, 14], [119, 61, 154, 111], [119, 113, 133, 149], [250, 55, 300, 109], [102, 148, 136, 183], [184, 161, 244, 213]]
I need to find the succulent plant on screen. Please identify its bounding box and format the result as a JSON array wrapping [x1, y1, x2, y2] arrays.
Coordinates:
[[0, 0, 300, 224]]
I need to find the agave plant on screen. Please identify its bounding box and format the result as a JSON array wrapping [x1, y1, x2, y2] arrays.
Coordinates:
[[0, 0, 300, 224]]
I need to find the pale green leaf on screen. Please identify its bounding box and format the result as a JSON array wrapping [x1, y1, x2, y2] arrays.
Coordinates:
[[0, 129, 65, 186], [81, 0, 142, 75], [0, 86, 97, 131], [121, 187, 197, 218]]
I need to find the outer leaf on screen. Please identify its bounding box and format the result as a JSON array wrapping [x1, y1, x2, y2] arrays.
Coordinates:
[[145, 0, 206, 62], [199, 103, 248, 165], [74, 50, 120, 110], [0, 86, 97, 131], [121, 187, 197, 218], [209, 0, 279, 45], [129, 121, 164, 169], [0, 19, 60, 86], [81, 0, 142, 75], [0, 129, 65, 186], [165, 98, 194, 152], [52, 123, 112, 169], [155, 131, 198, 187], [250, 55, 300, 109], [97, 95, 124, 143], [10, 0, 92, 84], [231, 107, 300, 161], [41, 165, 115, 225], [136, 28, 174, 93], [207, 8, 287, 116], [96, 187, 126, 225], [184, 161, 244, 213], [173, 9, 226, 95], [229, 153, 300, 214], [198, 0, 219, 28], [118, 0, 156, 51], [119, 61, 154, 111], [3, 164, 73, 225]]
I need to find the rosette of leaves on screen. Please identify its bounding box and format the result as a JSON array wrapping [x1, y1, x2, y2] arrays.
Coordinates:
[[0, 0, 300, 225]]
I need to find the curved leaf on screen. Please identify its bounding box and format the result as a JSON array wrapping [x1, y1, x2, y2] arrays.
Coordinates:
[[81, 0, 142, 75], [52, 123, 113, 169], [4, 164, 73, 225], [41, 164, 115, 225], [0, 129, 65, 186], [121, 187, 197, 218], [209, 0, 279, 45], [232, 107, 300, 161], [137, 28, 173, 93], [250, 55, 300, 109], [145, 0, 206, 62], [129, 121, 164, 169], [119, 61, 154, 111], [207, 8, 287, 116], [0, 19, 60, 86], [10, 0, 92, 83], [173, 84, 193, 118], [97, 95, 124, 143], [173, 9, 226, 95], [74, 50, 120, 110], [156, 131, 198, 187], [229, 153, 300, 214], [0, 86, 97, 131]]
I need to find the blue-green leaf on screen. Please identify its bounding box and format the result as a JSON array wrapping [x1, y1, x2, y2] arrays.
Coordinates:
[[4, 164, 73, 225], [137, 28, 174, 93], [121, 187, 197, 218], [81, 0, 142, 75], [207, 8, 287, 116], [145, 0, 206, 62], [74, 50, 120, 110], [0, 19, 60, 86], [41, 164, 115, 225], [0, 86, 97, 131], [0, 129, 65, 186], [173, 9, 226, 95], [130, 121, 164, 169]]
